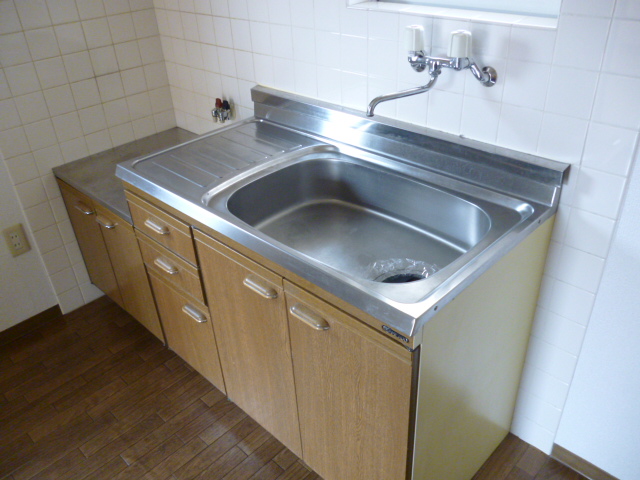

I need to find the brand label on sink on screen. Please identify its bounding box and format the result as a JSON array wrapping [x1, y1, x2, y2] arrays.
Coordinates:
[[382, 325, 410, 343]]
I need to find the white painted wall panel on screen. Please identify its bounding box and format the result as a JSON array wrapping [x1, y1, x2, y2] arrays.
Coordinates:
[[0, 152, 57, 330], [555, 146, 640, 480]]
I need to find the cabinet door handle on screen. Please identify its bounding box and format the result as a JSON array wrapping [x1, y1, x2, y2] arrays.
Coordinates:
[[242, 275, 278, 299], [182, 304, 207, 323], [289, 304, 330, 331], [95, 215, 116, 229], [144, 218, 169, 235], [74, 202, 94, 215], [153, 257, 179, 275]]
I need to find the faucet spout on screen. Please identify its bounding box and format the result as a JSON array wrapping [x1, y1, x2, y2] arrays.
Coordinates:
[[366, 74, 438, 117]]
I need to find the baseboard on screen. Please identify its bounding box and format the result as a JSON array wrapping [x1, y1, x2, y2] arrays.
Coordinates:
[[552, 444, 619, 480], [0, 305, 62, 346]]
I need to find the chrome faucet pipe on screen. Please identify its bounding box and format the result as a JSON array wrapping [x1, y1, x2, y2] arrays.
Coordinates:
[[366, 27, 497, 116], [412, 54, 497, 87], [366, 74, 438, 117], [468, 62, 497, 86]]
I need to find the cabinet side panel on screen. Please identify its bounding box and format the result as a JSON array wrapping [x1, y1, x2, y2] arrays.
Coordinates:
[[412, 218, 554, 480]]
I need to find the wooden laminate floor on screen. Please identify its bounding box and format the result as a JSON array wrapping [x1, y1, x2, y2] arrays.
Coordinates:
[[0, 297, 585, 480]]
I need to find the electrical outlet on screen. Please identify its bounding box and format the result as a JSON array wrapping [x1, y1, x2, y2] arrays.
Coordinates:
[[3, 223, 31, 257]]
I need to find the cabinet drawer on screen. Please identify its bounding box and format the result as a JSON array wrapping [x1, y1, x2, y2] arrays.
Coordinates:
[[127, 193, 197, 265], [138, 232, 205, 304], [149, 273, 225, 393]]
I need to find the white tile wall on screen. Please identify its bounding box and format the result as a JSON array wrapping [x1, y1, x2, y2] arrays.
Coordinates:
[[2, 0, 639, 459], [592, 74, 640, 129], [45, 85, 77, 117], [561, 0, 616, 17], [48, 0, 80, 24], [582, 123, 638, 176], [0, 0, 174, 312], [25, 27, 61, 61], [0, 98, 20, 130], [573, 167, 627, 219], [56, 23, 87, 54], [603, 19, 640, 77], [537, 114, 588, 164], [553, 15, 610, 69], [56, 286, 85, 316], [15, 0, 52, 31], [70, 78, 100, 108], [35, 57, 69, 89], [615, 0, 640, 19], [5, 63, 41, 95]]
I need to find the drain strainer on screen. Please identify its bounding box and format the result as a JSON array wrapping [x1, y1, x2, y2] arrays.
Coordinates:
[[379, 273, 426, 284], [366, 258, 438, 284]]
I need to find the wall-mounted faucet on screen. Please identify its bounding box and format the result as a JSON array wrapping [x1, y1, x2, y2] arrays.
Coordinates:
[[367, 26, 497, 117], [212, 98, 232, 123]]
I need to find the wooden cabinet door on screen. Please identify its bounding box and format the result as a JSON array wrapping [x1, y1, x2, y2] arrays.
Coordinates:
[[194, 231, 302, 457], [285, 282, 414, 480], [57, 180, 123, 307], [149, 273, 226, 392], [95, 205, 164, 342]]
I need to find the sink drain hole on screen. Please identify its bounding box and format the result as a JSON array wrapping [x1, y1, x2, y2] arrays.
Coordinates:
[[380, 273, 425, 284], [366, 258, 438, 284]]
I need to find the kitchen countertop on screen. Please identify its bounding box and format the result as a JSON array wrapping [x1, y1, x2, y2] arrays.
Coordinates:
[[53, 128, 197, 224]]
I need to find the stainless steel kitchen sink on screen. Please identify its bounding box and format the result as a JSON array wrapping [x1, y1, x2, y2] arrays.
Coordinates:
[[207, 149, 532, 297], [117, 86, 568, 338]]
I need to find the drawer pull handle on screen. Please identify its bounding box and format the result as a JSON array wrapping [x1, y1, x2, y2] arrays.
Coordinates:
[[96, 215, 116, 229], [74, 202, 94, 215], [182, 305, 207, 323], [242, 275, 278, 299], [144, 218, 169, 235], [289, 304, 330, 331], [153, 257, 179, 275]]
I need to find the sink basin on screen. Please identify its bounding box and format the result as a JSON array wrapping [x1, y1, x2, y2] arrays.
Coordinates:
[[229, 157, 488, 280], [206, 148, 533, 302]]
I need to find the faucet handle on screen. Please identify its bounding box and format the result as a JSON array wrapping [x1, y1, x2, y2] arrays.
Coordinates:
[[448, 30, 472, 58], [405, 25, 425, 53]]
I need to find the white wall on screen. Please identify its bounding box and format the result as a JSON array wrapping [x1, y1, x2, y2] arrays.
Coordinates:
[[0, 152, 57, 330], [152, 0, 640, 457], [0, 0, 176, 316], [554, 146, 640, 480]]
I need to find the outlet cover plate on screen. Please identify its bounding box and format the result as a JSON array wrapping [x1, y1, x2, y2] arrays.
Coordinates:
[[3, 223, 32, 257]]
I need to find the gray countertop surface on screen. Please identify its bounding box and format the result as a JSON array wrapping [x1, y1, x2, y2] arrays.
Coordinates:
[[53, 128, 197, 223]]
